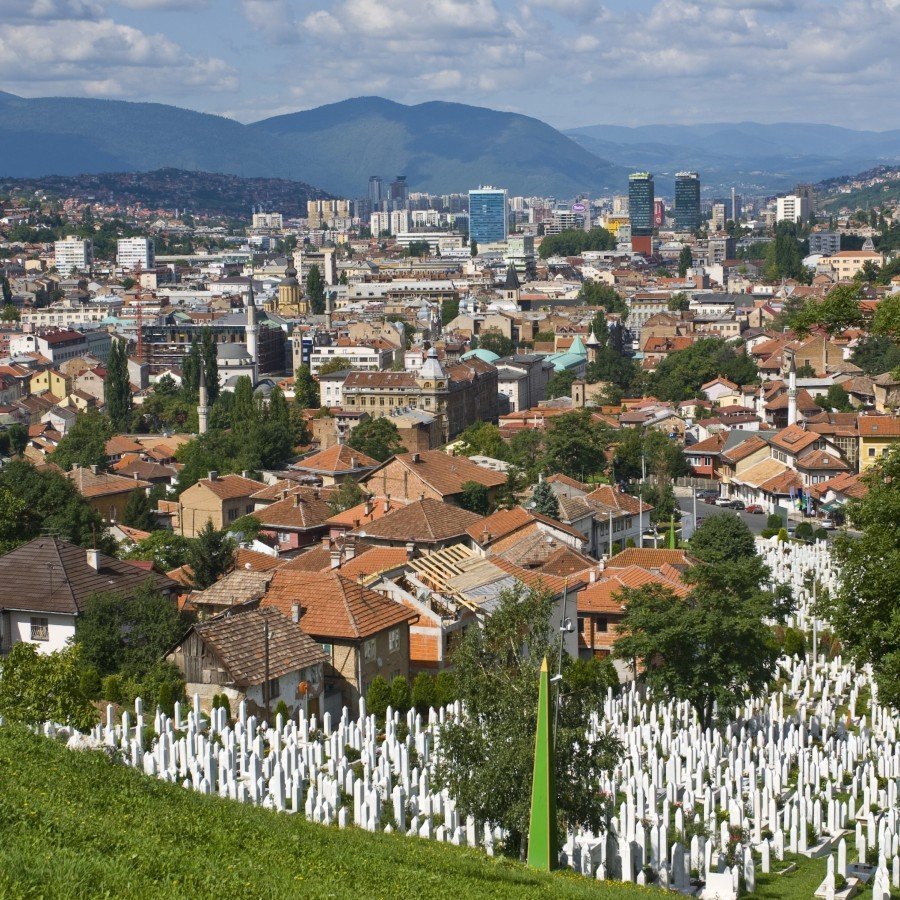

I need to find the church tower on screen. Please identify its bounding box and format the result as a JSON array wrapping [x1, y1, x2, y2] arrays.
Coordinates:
[[278, 254, 306, 315], [416, 346, 450, 439]]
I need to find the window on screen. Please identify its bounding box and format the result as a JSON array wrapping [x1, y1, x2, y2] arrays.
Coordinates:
[[30, 617, 49, 642], [363, 638, 376, 661], [227, 508, 238, 522], [595, 617, 608, 633], [320, 642, 333, 661], [246, 504, 253, 514], [388, 628, 400, 653], [869, 448, 876, 457], [266, 676, 280, 699]]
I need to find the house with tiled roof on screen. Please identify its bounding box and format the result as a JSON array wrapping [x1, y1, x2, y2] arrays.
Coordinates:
[[348, 497, 483, 550], [362, 449, 507, 505], [465, 506, 586, 553], [251, 487, 333, 553], [684, 432, 728, 478], [177, 472, 266, 537], [0, 537, 178, 655], [262, 570, 416, 710], [858, 415, 900, 471], [66, 465, 152, 523], [167, 604, 326, 718], [290, 444, 380, 486]]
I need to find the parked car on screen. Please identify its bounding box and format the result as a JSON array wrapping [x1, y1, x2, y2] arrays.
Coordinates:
[[704, 495, 719, 504], [714, 497, 733, 507], [729, 500, 746, 510], [696, 489, 718, 500], [745, 504, 764, 514], [820, 518, 836, 530]]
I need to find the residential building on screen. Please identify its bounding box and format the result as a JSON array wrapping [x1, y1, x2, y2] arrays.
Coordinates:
[[674, 172, 701, 232], [177, 472, 265, 537], [54, 236, 92, 273], [809, 232, 841, 256], [309, 344, 395, 376], [825, 250, 885, 281], [66, 466, 152, 523], [468, 187, 508, 244], [0, 537, 177, 655], [117, 237, 155, 271], [167, 605, 326, 718], [495, 354, 554, 412], [776, 194, 811, 224], [858, 415, 900, 471]]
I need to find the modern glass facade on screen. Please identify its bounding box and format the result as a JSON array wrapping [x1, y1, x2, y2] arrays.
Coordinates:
[[468, 187, 508, 244], [674, 172, 701, 232], [628, 173, 654, 236]]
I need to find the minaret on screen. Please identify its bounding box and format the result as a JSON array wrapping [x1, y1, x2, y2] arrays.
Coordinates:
[[787, 355, 798, 427], [246, 271, 258, 385], [325, 292, 334, 331], [198, 360, 209, 436]]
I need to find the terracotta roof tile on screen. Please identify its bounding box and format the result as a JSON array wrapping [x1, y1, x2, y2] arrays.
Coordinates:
[[194, 473, 266, 501], [349, 498, 483, 544], [292, 444, 379, 474], [367, 450, 507, 498]]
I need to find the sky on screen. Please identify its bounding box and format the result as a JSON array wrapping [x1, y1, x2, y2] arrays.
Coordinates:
[[1, 0, 898, 130]]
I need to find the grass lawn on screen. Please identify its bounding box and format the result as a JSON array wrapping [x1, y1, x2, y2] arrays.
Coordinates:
[[0, 728, 652, 900]]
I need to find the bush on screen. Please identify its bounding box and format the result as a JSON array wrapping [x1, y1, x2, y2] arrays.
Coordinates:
[[781, 626, 807, 658], [766, 513, 783, 530], [139, 661, 185, 713], [777, 528, 788, 542], [411, 672, 436, 716], [79, 666, 101, 701], [157, 681, 175, 718], [794, 521, 814, 542], [366, 676, 391, 721], [273, 699, 289, 723], [814, 528, 828, 542], [101, 674, 123, 705], [434, 670, 456, 708], [390, 675, 411, 714]]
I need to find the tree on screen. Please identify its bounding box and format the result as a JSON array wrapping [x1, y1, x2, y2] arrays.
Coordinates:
[[872, 292, 900, 338], [441, 297, 460, 325], [433, 585, 621, 857], [306, 266, 325, 315], [366, 675, 391, 720], [0, 303, 19, 322], [348, 417, 404, 462], [457, 422, 508, 461], [411, 671, 436, 715], [76, 581, 188, 679], [541, 410, 609, 479], [200, 327, 219, 406], [390, 675, 411, 713], [327, 481, 366, 515], [546, 370, 577, 400], [530, 480, 559, 519], [406, 240, 430, 258], [122, 530, 194, 571], [616, 516, 791, 727], [231, 376, 257, 434], [294, 364, 320, 409], [188, 521, 235, 589], [649, 337, 758, 402], [0, 273, 12, 303], [822, 446, 900, 707], [824, 383, 854, 412], [538, 227, 615, 259], [458, 481, 490, 516], [613, 428, 689, 482], [317, 357, 351, 376], [122, 489, 156, 532], [477, 330, 514, 358], [578, 282, 628, 316], [105, 338, 133, 432], [764, 222, 807, 281], [0, 643, 96, 730], [0, 460, 113, 553], [52, 409, 114, 471], [851, 334, 900, 376], [789, 284, 864, 336], [668, 291, 690, 312], [678, 245, 693, 277], [470, 239, 478, 257]]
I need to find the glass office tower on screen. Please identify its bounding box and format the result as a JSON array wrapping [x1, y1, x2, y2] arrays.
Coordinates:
[[675, 172, 701, 232], [468, 186, 508, 244]]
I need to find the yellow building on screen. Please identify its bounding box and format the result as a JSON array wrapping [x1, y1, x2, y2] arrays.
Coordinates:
[[858, 416, 900, 471], [29, 368, 70, 400], [826, 250, 885, 281], [276, 260, 307, 315], [177, 472, 265, 537]]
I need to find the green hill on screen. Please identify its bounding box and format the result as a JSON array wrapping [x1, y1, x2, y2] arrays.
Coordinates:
[[0, 727, 637, 899], [0, 92, 626, 197]]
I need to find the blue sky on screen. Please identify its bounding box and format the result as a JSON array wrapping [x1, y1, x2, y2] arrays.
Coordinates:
[[1, 0, 897, 130]]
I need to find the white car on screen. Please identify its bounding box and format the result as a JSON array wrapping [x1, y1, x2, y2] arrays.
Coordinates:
[[714, 497, 732, 507], [820, 518, 836, 530]]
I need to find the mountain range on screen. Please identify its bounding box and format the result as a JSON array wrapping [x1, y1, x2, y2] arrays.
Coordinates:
[[5, 90, 900, 198]]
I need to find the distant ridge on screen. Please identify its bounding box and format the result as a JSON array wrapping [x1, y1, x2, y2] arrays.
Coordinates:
[[0, 92, 627, 197]]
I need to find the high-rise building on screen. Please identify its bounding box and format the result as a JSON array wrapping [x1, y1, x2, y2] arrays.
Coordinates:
[[368, 176, 383, 207], [468, 186, 508, 244], [54, 236, 92, 274], [390, 176, 409, 206], [711, 202, 727, 231], [776, 195, 811, 224], [674, 172, 701, 232], [628, 173, 654, 254], [117, 237, 155, 271], [809, 232, 841, 256]]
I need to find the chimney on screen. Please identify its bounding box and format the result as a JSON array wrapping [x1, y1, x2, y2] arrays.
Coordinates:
[[411, 452, 420, 463], [383, 495, 391, 514], [293, 494, 301, 507], [86, 548, 100, 571], [364, 497, 373, 516], [291, 603, 300, 623], [405, 541, 416, 560], [481, 529, 491, 545], [350, 456, 358, 469], [133, 471, 139, 480], [589, 569, 597, 583], [208, 470, 218, 481], [330, 549, 341, 569], [313, 488, 320, 500], [345, 536, 356, 561], [321, 535, 331, 550], [242, 470, 250, 479], [90, 464, 99, 475]]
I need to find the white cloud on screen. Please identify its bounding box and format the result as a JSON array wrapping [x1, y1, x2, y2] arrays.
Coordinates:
[[0, 0, 101, 21]]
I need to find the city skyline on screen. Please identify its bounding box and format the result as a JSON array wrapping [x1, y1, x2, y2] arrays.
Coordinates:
[[3, 0, 900, 130]]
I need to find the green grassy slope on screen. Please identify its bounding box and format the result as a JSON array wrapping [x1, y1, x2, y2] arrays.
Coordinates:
[[0, 728, 645, 900]]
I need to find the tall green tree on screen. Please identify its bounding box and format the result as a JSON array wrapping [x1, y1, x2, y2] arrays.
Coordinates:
[[458, 481, 490, 515], [541, 410, 609, 480], [538, 227, 615, 259], [546, 370, 577, 400], [306, 266, 326, 315], [122, 530, 194, 571], [200, 328, 219, 405], [616, 516, 792, 727], [850, 334, 900, 375], [327, 481, 366, 515], [76, 581, 188, 678], [52, 409, 114, 472], [348, 417, 404, 462], [477, 330, 514, 358], [530, 480, 559, 519], [188, 521, 235, 590], [648, 337, 757, 402], [122, 489, 157, 532], [231, 375, 257, 434], [822, 447, 900, 707], [764, 222, 807, 281], [294, 364, 320, 409], [578, 282, 628, 316], [434, 585, 621, 857], [677, 245, 693, 277], [105, 338, 133, 432], [457, 422, 508, 461]]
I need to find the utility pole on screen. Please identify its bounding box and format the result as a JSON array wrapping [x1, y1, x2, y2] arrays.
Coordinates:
[[263, 618, 270, 720], [692, 486, 698, 539]]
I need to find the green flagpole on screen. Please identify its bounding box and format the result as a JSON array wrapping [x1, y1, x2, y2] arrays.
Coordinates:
[[527, 657, 557, 870]]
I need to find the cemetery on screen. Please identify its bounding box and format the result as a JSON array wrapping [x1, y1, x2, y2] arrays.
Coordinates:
[[2, 539, 899, 898]]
